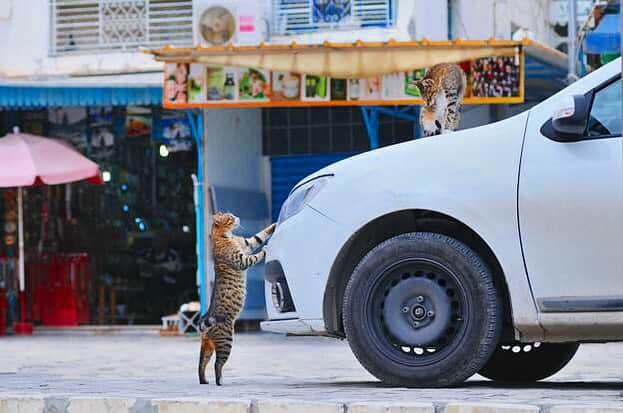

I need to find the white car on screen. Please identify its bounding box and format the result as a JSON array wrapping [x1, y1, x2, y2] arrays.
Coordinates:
[[263, 58, 623, 387]]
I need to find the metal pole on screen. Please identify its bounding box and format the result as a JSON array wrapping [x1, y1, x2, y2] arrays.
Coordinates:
[[187, 111, 208, 315], [17, 187, 24, 294], [17, 187, 26, 324], [360, 107, 380, 149], [567, 0, 578, 82], [447, 0, 453, 40], [191, 172, 207, 314], [13, 185, 33, 334]]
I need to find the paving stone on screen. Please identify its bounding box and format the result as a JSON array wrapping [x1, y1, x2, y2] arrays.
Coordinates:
[[0, 334, 622, 406], [444, 403, 540, 413], [67, 398, 136, 413], [44, 397, 68, 413], [0, 398, 45, 413], [255, 399, 344, 413], [153, 399, 250, 413], [347, 402, 434, 413], [548, 406, 623, 413]]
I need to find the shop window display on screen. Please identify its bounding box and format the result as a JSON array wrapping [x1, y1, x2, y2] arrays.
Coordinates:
[[1, 190, 18, 329], [0, 105, 198, 325]]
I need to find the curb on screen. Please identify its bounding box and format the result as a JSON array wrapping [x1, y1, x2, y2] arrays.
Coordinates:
[[256, 399, 344, 413], [444, 403, 539, 413], [0, 397, 45, 413], [154, 398, 251, 413], [546, 407, 623, 413], [348, 402, 435, 413], [2, 398, 623, 413], [67, 398, 135, 413]]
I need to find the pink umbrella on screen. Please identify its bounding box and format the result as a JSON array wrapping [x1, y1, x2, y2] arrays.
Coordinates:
[[0, 130, 102, 334]]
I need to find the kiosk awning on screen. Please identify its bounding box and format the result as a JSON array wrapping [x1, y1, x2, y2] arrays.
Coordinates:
[[0, 72, 163, 109], [148, 38, 567, 108], [148, 39, 526, 78]]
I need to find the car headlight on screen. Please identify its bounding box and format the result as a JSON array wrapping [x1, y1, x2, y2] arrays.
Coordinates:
[[278, 175, 332, 223]]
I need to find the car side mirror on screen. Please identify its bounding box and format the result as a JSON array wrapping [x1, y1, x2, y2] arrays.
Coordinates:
[[550, 95, 590, 142]]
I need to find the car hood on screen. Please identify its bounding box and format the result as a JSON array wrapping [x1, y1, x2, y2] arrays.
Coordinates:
[[299, 110, 529, 229], [302, 112, 529, 186]]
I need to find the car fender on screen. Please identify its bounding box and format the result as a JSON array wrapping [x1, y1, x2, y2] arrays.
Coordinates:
[[309, 112, 543, 340]]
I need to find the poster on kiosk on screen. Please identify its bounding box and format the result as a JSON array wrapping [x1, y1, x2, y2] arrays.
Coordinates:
[[162, 53, 524, 109]]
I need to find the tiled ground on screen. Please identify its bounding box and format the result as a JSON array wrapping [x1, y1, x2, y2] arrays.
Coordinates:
[[0, 331, 622, 406]]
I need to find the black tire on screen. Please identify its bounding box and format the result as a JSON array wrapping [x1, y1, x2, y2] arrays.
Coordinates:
[[478, 342, 579, 383], [343, 232, 502, 387]]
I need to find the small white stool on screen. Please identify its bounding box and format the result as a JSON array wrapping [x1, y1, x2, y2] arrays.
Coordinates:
[[178, 301, 201, 333]]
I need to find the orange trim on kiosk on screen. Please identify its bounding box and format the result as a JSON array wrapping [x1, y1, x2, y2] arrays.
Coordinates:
[[162, 97, 525, 110]]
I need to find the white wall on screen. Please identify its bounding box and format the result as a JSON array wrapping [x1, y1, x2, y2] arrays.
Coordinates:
[[450, 0, 495, 39], [268, 0, 552, 46], [0, 0, 562, 79], [413, 0, 448, 41], [508, 0, 553, 44], [203, 108, 265, 192], [0, 0, 159, 78], [450, 0, 554, 45], [267, 0, 448, 44], [0, 0, 443, 78]]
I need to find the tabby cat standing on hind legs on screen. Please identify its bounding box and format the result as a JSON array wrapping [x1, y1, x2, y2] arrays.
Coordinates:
[[198, 212, 276, 385], [415, 63, 467, 137]]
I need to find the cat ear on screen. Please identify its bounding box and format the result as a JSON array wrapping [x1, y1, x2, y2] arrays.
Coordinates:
[[415, 78, 434, 94], [212, 213, 224, 226], [422, 79, 435, 90]]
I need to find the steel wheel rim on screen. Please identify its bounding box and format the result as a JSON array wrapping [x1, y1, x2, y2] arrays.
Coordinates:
[[363, 258, 472, 367]]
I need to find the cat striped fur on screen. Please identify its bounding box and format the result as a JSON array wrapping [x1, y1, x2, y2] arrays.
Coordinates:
[[415, 63, 466, 137], [198, 212, 276, 385]]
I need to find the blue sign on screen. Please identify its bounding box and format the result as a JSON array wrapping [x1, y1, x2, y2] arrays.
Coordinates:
[[313, 0, 351, 24]]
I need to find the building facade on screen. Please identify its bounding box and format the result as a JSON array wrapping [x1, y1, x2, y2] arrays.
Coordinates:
[[0, 0, 592, 77], [0, 0, 199, 326], [0, 0, 574, 325]]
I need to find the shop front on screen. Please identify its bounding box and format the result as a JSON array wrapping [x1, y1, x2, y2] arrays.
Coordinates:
[[0, 74, 201, 328]]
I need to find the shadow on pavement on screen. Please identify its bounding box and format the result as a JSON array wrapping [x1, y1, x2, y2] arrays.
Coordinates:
[[465, 380, 623, 390], [290, 380, 623, 391]]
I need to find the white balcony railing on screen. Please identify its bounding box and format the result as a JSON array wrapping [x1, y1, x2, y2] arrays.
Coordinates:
[[272, 0, 395, 35], [50, 0, 193, 55]]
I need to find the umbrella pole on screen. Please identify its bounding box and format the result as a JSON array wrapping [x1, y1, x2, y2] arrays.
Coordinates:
[[14, 187, 32, 335], [18, 187, 25, 316]]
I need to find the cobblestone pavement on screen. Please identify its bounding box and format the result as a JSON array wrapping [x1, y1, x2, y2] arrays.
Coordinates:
[[0, 331, 622, 406]]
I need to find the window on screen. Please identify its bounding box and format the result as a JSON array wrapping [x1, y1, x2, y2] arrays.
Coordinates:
[[262, 106, 412, 155], [272, 0, 394, 35], [50, 0, 193, 55], [587, 78, 622, 137]]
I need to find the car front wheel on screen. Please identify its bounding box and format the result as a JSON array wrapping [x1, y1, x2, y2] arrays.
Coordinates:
[[343, 232, 502, 387], [478, 342, 580, 383]]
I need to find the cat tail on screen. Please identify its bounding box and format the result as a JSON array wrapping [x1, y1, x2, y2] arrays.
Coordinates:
[[198, 335, 216, 384]]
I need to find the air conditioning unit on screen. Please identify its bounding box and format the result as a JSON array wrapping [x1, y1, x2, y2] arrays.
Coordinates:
[[194, 0, 265, 46]]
